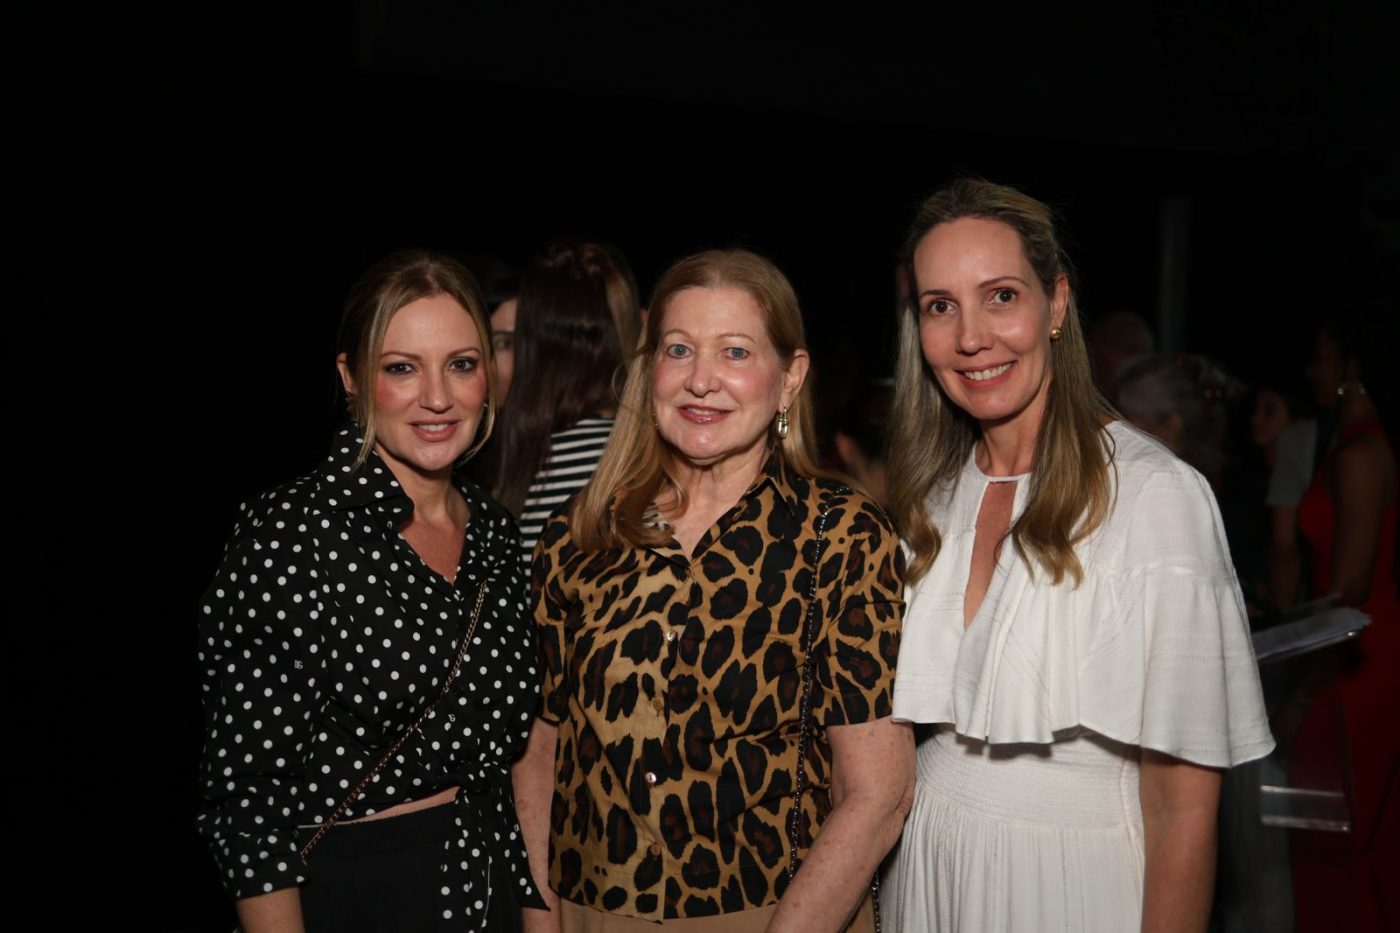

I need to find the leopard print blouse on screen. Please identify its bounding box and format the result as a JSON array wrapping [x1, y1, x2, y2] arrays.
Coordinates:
[[531, 458, 904, 920]]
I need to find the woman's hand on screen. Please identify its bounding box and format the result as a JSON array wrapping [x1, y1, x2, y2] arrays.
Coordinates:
[[1139, 749, 1222, 933], [766, 717, 914, 933], [514, 716, 561, 933]]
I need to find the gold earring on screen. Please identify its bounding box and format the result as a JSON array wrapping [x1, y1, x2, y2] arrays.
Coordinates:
[[1049, 326, 1062, 342], [775, 407, 790, 440]]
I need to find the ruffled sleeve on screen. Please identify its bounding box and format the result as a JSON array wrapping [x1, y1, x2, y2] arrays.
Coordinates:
[[1079, 461, 1275, 767]]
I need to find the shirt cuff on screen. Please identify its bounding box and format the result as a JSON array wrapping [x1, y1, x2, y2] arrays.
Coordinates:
[[206, 826, 308, 899]]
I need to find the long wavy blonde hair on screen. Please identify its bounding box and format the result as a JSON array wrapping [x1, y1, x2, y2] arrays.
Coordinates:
[[569, 249, 822, 551], [888, 179, 1116, 585]]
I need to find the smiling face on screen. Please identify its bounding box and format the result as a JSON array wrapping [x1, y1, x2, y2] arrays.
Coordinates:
[[338, 292, 489, 483], [912, 217, 1068, 434], [651, 286, 808, 475]]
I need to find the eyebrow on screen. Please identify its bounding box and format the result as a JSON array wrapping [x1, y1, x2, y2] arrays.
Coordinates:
[[379, 347, 481, 359], [659, 329, 757, 341], [917, 275, 1031, 298]]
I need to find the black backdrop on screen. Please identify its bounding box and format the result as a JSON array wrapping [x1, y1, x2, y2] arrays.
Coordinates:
[[19, 4, 1397, 928]]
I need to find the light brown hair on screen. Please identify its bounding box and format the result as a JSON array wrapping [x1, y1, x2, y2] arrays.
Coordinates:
[[601, 241, 643, 356], [569, 249, 821, 551], [337, 249, 496, 467], [889, 179, 1116, 585]]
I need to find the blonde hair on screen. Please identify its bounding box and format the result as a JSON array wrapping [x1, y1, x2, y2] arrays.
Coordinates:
[[570, 249, 821, 551], [338, 250, 497, 467], [888, 179, 1116, 585]]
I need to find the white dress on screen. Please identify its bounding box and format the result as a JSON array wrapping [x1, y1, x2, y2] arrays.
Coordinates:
[[882, 422, 1274, 932]]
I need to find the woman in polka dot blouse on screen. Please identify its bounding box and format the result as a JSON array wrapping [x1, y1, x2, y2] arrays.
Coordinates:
[[196, 251, 545, 932]]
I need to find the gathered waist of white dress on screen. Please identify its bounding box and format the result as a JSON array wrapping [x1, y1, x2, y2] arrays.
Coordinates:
[[914, 724, 1143, 829]]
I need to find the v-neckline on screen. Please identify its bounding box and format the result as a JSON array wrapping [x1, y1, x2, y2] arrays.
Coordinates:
[[963, 480, 1017, 629], [393, 489, 476, 592], [395, 520, 469, 588], [957, 461, 1028, 636]]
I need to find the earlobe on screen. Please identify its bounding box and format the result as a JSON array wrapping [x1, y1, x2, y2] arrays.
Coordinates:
[[336, 353, 357, 397]]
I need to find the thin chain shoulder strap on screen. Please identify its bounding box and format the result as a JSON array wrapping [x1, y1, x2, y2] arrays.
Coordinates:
[[298, 581, 489, 860], [787, 487, 845, 878]]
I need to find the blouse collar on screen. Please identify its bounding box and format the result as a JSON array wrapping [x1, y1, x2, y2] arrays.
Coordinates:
[[754, 449, 808, 518], [313, 422, 408, 513], [640, 451, 809, 543], [310, 421, 508, 572]]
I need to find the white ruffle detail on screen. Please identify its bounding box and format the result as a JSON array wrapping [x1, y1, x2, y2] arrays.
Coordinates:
[[892, 421, 1274, 769]]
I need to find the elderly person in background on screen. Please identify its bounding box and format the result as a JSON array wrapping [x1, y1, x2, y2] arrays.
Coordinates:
[[880, 179, 1273, 933], [514, 249, 911, 933]]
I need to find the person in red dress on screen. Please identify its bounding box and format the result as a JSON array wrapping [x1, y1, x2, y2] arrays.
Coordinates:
[[1290, 315, 1399, 933]]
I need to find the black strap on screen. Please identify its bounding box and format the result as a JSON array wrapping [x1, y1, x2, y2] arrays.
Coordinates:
[[298, 581, 489, 860]]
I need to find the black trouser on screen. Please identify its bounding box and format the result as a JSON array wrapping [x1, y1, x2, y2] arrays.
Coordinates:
[[298, 802, 521, 932]]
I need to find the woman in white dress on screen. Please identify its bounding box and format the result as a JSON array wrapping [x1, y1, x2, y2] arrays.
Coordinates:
[[880, 179, 1274, 932]]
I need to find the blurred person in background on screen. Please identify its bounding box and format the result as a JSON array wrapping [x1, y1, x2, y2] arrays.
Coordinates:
[[486, 239, 641, 564], [1287, 313, 1398, 933], [1115, 352, 1243, 489], [1086, 309, 1154, 404], [1252, 379, 1308, 469], [832, 377, 893, 506], [1257, 373, 1320, 613], [486, 268, 521, 404]]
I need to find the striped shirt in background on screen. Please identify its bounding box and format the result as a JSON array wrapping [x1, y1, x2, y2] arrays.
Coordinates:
[[518, 416, 615, 565]]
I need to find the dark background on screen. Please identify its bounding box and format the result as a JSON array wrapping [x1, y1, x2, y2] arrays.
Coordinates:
[[20, 2, 1397, 928]]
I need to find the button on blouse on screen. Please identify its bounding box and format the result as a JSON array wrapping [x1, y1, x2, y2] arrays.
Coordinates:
[[196, 423, 542, 922]]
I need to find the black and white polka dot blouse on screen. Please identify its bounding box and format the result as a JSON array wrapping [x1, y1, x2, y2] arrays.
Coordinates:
[[196, 423, 542, 924]]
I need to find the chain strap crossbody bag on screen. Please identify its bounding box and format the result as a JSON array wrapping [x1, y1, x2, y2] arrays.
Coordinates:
[[298, 581, 489, 860]]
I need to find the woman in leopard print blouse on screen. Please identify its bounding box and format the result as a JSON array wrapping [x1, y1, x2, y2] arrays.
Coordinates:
[[513, 249, 912, 933]]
